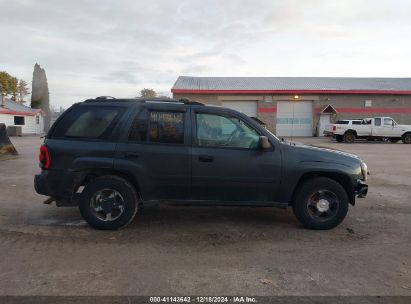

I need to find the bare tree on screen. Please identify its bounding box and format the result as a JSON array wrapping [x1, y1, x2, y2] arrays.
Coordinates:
[[31, 63, 51, 131]]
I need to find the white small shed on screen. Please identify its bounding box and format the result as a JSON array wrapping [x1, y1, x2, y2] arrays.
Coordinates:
[[0, 99, 46, 135]]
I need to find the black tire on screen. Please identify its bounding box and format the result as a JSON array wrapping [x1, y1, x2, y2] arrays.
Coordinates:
[[335, 135, 343, 143], [79, 175, 138, 230], [292, 177, 349, 230], [343, 132, 355, 143], [402, 133, 411, 144]]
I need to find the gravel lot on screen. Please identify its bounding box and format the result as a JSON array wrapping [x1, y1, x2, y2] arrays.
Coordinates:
[[0, 136, 410, 296]]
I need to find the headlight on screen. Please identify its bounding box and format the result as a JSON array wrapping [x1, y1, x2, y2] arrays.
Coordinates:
[[361, 162, 368, 181]]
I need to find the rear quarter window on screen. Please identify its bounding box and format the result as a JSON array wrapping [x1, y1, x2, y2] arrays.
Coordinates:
[[51, 106, 124, 140]]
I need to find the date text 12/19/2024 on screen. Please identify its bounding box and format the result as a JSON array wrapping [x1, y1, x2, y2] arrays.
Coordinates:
[[150, 296, 257, 303]]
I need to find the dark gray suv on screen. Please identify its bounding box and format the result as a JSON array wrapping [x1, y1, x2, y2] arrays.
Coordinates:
[[35, 97, 368, 230]]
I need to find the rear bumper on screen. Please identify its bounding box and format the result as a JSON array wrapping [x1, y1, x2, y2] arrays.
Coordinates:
[[354, 180, 368, 198], [34, 170, 80, 200]]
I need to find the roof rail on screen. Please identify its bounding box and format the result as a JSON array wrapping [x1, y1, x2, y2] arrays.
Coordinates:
[[143, 98, 204, 105], [178, 98, 203, 105], [83, 96, 204, 105], [96, 96, 116, 100]]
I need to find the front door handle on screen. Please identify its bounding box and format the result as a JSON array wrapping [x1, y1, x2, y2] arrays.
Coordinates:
[[125, 152, 140, 159], [198, 155, 214, 162]]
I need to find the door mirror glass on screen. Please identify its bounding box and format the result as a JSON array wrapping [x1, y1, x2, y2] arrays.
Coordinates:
[[259, 136, 271, 149]]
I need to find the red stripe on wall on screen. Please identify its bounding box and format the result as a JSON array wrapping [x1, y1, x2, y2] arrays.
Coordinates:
[[259, 108, 277, 113], [336, 108, 411, 113], [258, 107, 411, 114], [172, 89, 411, 95]]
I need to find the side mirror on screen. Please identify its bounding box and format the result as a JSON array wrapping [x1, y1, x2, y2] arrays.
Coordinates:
[[259, 136, 271, 150]]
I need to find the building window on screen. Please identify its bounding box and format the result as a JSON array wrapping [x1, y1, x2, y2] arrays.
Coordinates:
[[36, 116, 40, 124], [14, 116, 25, 125]]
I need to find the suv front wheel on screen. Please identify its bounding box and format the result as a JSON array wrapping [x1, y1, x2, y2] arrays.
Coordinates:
[[292, 177, 349, 230], [79, 175, 138, 230]]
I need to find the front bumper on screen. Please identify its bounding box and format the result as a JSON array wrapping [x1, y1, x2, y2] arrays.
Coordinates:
[[354, 180, 368, 198]]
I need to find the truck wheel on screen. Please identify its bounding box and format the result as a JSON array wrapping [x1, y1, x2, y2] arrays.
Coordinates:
[[403, 134, 411, 144], [343, 132, 355, 143], [292, 177, 349, 230], [335, 135, 343, 143], [79, 175, 138, 230]]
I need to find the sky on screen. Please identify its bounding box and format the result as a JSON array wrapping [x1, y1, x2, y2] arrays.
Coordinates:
[[0, 0, 410, 109]]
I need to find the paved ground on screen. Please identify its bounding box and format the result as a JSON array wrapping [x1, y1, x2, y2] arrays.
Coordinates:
[[0, 136, 410, 296]]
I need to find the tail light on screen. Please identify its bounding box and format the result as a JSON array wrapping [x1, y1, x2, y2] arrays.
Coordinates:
[[332, 126, 336, 132], [39, 145, 51, 169]]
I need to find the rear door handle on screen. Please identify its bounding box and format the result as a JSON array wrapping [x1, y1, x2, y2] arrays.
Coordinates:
[[198, 155, 214, 162]]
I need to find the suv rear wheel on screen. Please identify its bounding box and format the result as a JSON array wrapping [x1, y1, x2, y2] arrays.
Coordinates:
[[79, 175, 138, 230], [292, 177, 349, 230]]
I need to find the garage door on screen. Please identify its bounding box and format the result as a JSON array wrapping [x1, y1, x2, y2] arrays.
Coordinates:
[[222, 101, 258, 117], [276, 101, 313, 137]]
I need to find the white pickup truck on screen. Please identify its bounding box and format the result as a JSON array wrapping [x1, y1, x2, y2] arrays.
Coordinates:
[[332, 117, 411, 144]]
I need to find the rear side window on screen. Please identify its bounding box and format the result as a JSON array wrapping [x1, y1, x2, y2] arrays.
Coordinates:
[[375, 118, 382, 126], [128, 109, 184, 144], [129, 109, 149, 142], [352, 121, 362, 125], [335, 120, 349, 124], [51, 106, 123, 139]]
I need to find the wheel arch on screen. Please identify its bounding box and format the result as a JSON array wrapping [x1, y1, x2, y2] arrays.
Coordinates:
[[291, 171, 355, 206], [402, 131, 411, 138], [75, 169, 142, 200], [344, 129, 357, 136]]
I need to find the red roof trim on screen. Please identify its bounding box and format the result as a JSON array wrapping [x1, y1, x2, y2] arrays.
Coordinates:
[[172, 89, 411, 95], [0, 110, 38, 116]]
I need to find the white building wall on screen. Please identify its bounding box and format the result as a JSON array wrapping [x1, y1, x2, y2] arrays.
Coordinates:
[[0, 113, 44, 134]]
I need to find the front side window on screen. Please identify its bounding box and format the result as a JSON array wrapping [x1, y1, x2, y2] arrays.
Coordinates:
[[196, 113, 260, 149], [52, 106, 123, 139], [384, 118, 394, 126]]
